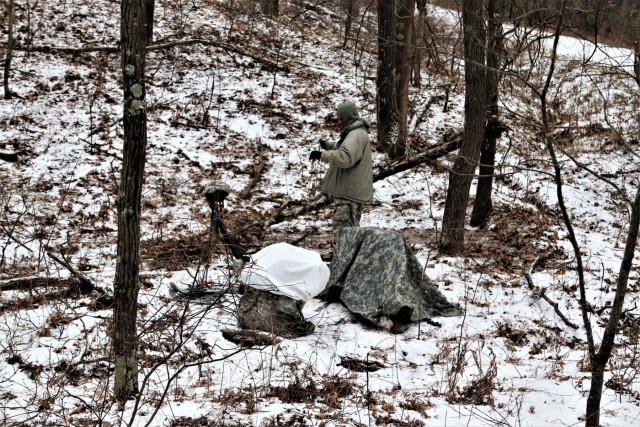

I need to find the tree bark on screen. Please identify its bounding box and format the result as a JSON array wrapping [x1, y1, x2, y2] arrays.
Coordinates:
[[439, 0, 487, 254], [377, 0, 413, 159], [377, 0, 399, 157], [113, 0, 148, 400], [633, 2, 640, 85], [413, 0, 427, 88], [470, 0, 504, 228], [395, 0, 415, 158], [145, 0, 155, 45], [4, 0, 15, 99]]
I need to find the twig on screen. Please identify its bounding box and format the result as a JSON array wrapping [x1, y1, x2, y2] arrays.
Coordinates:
[[524, 255, 579, 329]]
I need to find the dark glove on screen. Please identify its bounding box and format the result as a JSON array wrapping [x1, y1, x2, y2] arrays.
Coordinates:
[[309, 150, 322, 161], [319, 139, 328, 150]]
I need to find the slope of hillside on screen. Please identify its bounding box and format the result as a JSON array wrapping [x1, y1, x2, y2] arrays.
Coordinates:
[[1, 1, 638, 426]]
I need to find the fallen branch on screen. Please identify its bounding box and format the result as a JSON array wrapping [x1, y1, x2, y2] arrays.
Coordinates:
[[410, 94, 446, 134], [0, 276, 75, 292], [524, 255, 579, 329], [372, 131, 463, 181], [241, 132, 463, 233], [240, 141, 267, 199], [220, 328, 281, 348], [46, 251, 110, 298]]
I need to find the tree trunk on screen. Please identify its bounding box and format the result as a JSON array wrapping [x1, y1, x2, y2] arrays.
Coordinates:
[[4, 0, 15, 99], [377, 0, 399, 156], [342, 0, 356, 47], [585, 185, 640, 426], [633, 3, 640, 85], [113, 0, 148, 400], [413, 0, 427, 88], [585, 16, 640, 423], [470, 0, 504, 228], [395, 0, 415, 158], [145, 0, 155, 45], [377, 0, 413, 159], [439, 0, 487, 254], [261, 0, 279, 17]]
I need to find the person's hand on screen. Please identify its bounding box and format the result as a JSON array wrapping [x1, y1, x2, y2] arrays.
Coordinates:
[[309, 150, 322, 161], [319, 139, 328, 150]]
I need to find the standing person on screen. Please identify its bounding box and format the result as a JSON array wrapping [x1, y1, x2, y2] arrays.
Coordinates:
[[309, 102, 374, 235]]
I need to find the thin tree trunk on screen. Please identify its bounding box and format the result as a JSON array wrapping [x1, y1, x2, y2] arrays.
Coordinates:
[[342, 0, 355, 47], [377, 0, 399, 156], [585, 186, 640, 426], [413, 0, 426, 88], [585, 9, 640, 424], [470, 0, 504, 227], [634, 7, 640, 86], [113, 0, 148, 400], [395, 0, 415, 158], [439, 0, 487, 253], [145, 0, 155, 45], [4, 0, 15, 99]]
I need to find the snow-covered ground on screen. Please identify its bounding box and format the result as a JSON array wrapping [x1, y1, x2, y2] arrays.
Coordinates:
[[0, 1, 638, 426]]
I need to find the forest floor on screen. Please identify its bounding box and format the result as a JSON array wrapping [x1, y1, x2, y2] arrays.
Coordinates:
[[1, 1, 639, 426]]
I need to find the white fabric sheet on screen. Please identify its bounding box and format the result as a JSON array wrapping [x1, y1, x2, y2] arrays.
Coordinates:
[[238, 243, 329, 301]]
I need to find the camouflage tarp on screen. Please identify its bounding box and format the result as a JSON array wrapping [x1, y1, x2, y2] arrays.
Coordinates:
[[237, 287, 315, 338], [323, 227, 463, 327]]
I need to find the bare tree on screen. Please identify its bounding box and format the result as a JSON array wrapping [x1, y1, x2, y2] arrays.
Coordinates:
[[439, 0, 487, 253], [470, 0, 505, 227], [532, 2, 640, 425], [585, 186, 640, 425], [376, 0, 414, 159], [584, 7, 640, 427], [3, 0, 15, 99], [113, 0, 148, 400], [341, 0, 357, 47]]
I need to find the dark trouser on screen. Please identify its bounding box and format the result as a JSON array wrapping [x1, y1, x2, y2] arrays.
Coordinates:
[[332, 198, 362, 234]]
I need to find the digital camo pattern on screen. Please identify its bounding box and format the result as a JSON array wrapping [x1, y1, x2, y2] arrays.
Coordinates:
[[333, 197, 362, 232], [237, 287, 315, 338], [324, 227, 464, 325]]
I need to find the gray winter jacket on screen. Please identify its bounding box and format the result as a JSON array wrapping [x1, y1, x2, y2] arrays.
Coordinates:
[[320, 118, 374, 204]]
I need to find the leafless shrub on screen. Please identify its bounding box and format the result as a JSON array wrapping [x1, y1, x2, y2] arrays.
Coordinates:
[[448, 357, 498, 407]]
